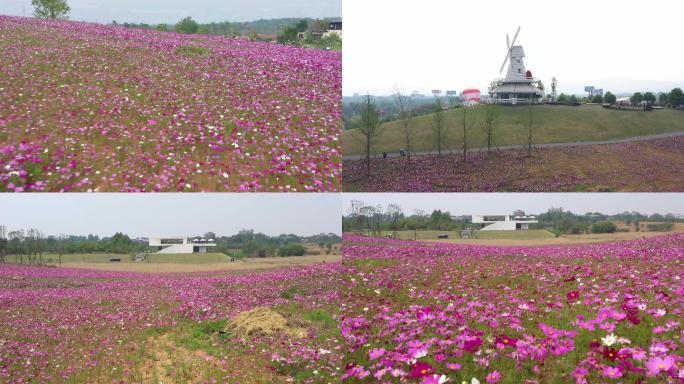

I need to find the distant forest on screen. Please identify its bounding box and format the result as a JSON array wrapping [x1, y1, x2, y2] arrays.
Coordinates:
[[114, 17, 341, 38], [343, 201, 682, 236], [0, 227, 341, 259]]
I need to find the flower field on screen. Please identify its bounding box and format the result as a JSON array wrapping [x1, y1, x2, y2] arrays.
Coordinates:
[[0, 16, 341, 192], [342, 137, 684, 192], [341, 234, 684, 383], [0, 262, 344, 383]]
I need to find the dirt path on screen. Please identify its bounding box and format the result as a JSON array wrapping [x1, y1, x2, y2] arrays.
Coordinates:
[[343, 131, 684, 160], [59, 255, 340, 273]]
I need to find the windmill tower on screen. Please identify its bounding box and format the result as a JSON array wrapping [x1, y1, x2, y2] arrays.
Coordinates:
[[490, 27, 543, 105]]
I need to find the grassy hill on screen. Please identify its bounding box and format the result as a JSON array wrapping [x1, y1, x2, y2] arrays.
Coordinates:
[[343, 104, 684, 156]]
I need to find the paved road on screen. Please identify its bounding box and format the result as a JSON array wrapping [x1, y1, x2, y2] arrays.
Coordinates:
[[342, 131, 684, 161]]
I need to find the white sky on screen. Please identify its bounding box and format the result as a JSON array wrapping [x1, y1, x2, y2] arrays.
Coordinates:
[[0, 194, 342, 237], [1, 0, 340, 24], [343, 193, 684, 216], [343, 0, 684, 95]]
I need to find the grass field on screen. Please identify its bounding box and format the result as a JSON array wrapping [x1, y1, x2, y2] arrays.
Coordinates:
[[378, 229, 554, 241], [343, 104, 684, 156], [57, 255, 341, 273]]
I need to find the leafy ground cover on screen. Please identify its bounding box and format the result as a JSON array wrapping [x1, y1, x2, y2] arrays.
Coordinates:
[[0, 262, 344, 383], [341, 234, 684, 383], [343, 137, 684, 192], [0, 16, 341, 192]]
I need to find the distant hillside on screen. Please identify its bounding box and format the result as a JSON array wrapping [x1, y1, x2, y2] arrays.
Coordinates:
[[116, 17, 342, 37], [343, 104, 684, 156]]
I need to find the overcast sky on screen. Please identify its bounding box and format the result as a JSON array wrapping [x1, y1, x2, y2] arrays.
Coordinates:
[[343, 0, 684, 96], [343, 193, 684, 216], [0, 194, 341, 237], [1, 0, 340, 24]]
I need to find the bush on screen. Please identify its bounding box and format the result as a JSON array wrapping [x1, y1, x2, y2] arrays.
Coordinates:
[[278, 243, 306, 257], [646, 223, 673, 232], [591, 221, 617, 234]]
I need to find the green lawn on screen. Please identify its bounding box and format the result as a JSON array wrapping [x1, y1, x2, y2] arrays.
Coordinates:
[[343, 104, 684, 156], [379, 229, 554, 240], [5, 253, 231, 264]]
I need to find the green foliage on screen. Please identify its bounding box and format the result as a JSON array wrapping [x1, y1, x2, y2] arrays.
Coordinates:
[[591, 94, 603, 103], [643, 92, 656, 105], [278, 243, 306, 257], [604, 92, 617, 104], [277, 20, 307, 44], [630, 92, 644, 105], [31, 0, 70, 20], [301, 309, 336, 328], [590, 221, 617, 234], [646, 223, 673, 232], [568, 95, 578, 105], [670, 88, 684, 108], [175, 17, 199, 34]]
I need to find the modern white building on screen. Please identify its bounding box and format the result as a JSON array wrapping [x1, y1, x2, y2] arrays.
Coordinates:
[[148, 236, 216, 254], [471, 215, 538, 231]]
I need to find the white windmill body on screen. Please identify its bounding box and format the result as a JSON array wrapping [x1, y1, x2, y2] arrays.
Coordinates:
[[490, 27, 543, 104]]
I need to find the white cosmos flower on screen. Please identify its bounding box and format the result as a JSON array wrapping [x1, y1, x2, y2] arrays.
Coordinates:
[[601, 333, 618, 346]]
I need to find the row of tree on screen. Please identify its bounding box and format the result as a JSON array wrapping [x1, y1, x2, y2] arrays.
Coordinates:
[[342, 201, 682, 235], [0, 226, 341, 260]]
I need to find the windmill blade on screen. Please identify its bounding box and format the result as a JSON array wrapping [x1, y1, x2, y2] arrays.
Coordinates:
[[506, 33, 510, 50], [509, 26, 520, 48], [499, 51, 510, 74]]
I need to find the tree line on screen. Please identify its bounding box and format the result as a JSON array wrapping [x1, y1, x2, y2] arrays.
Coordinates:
[[0, 226, 341, 262], [342, 201, 681, 236]]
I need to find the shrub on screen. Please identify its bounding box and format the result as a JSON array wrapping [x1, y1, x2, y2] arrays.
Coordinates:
[[278, 243, 306, 257], [591, 221, 617, 234], [646, 223, 673, 232]]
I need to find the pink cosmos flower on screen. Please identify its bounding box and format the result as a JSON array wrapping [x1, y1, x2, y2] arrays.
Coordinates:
[[602, 366, 623, 379], [645, 356, 674, 376], [486, 371, 502, 383], [422, 374, 450, 384], [368, 348, 385, 360]]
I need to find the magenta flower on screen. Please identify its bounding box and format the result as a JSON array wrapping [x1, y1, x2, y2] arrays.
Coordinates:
[[602, 366, 623, 379], [368, 347, 385, 360], [486, 370, 502, 383], [645, 356, 674, 376]]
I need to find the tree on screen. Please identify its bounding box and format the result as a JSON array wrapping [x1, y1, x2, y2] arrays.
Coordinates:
[[277, 20, 307, 43], [0, 225, 6, 263], [355, 95, 382, 176], [386, 204, 403, 230], [568, 95, 578, 105], [32, 0, 70, 20], [630, 92, 643, 108], [430, 96, 446, 155], [482, 104, 499, 152], [643, 92, 656, 105], [658, 92, 669, 106], [557, 93, 568, 103], [669, 88, 684, 108], [278, 243, 306, 257], [591, 221, 617, 234], [393, 90, 414, 160], [461, 107, 469, 162], [604, 91, 617, 105], [550, 77, 558, 101], [175, 17, 199, 34], [523, 105, 536, 157], [591, 94, 604, 103]]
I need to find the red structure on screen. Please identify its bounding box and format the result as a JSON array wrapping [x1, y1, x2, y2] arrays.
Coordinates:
[[462, 88, 481, 103]]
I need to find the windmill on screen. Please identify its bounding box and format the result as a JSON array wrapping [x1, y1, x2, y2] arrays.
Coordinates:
[[489, 26, 542, 104], [499, 26, 521, 76]]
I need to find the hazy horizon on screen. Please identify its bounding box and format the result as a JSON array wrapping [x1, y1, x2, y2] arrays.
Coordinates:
[[343, 0, 684, 96], [0, 194, 342, 238], [1, 0, 340, 24], [343, 193, 684, 217]]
